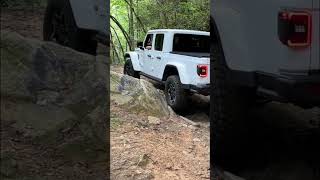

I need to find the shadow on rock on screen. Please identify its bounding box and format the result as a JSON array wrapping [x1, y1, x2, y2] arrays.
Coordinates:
[[224, 102, 320, 180], [1, 31, 109, 179]]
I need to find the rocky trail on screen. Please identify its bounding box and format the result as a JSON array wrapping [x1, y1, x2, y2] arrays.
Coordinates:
[[110, 69, 210, 180], [112, 65, 320, 180], [1, 7, 211, 179], [1, 7, 320, 180]]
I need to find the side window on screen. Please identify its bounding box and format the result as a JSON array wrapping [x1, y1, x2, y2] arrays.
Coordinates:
[[155, 34, 164, 51], [144, 34, 153, 49]]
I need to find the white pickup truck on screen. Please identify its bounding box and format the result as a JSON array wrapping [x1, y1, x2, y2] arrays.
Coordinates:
[[123, 29, 210, 111]]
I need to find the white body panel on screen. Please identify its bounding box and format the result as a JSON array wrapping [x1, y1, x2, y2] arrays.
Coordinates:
[[126, 52, 142, 71], [212, 0, 319, 75], [128, 29, 210, 87]]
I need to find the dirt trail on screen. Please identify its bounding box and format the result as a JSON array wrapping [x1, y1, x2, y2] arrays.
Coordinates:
[[111, 104, 210, 180], [111, 65, 210, 179]]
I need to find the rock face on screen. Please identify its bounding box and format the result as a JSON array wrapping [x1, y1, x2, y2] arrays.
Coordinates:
[[110, 71, 170, 118], [1, 31, 108, 179]]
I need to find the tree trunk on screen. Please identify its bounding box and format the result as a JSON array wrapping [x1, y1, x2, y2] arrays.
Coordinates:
[[128, 0, 135, 49], [110, 34, 120, 64], [123, 0, 147, 33], [111, 25, 125, 63], [110, 15, 132, 50], [156, 0, 169, 28]]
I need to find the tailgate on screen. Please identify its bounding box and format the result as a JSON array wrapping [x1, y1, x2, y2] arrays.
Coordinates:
[[311, 0, 320, 71]]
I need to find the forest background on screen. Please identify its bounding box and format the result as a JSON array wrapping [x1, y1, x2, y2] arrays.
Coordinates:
[[110, 0, 210, 64]]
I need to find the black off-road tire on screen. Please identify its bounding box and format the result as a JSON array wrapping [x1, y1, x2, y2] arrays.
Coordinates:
[[165, 75, 187, 111], [124, 58, 140, 78], [43, 0, 97, 55], [211, 42, 254, 170]]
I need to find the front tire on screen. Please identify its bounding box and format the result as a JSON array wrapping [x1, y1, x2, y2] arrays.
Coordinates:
[[43, 0, 97, 55], [165, 75, 187, 111], [124, 58, 140, 78]]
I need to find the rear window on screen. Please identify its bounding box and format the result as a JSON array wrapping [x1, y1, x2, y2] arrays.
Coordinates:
[[155, 34, 164, 51], [172, 34, 210, 53]]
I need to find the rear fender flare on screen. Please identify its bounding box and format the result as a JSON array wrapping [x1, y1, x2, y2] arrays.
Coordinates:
[[164, 62, 189, 84]]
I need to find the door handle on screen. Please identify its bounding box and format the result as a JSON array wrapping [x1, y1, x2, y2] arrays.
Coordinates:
[[156, 56, 161, 60], [147, 55, 151, 58]]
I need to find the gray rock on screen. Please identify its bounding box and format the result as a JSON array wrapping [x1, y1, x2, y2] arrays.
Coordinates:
[[1, 31, 108, 178], [111, 71, 170, 118], [0, 152, 17, 177]]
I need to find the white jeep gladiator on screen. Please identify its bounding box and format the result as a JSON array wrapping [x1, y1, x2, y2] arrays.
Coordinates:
[[123, 29, 210, 111], [211, 0, 320, 170]]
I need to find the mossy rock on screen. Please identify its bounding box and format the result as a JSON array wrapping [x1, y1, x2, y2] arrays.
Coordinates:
[[110, 72, 169, 118]]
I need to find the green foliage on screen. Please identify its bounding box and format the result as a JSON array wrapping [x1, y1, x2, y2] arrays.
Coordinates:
[[136, 0, 209, 33], [110, 0, 209, 64]]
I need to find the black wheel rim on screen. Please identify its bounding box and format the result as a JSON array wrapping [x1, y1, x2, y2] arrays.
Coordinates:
[[167, 83, 176, 104]]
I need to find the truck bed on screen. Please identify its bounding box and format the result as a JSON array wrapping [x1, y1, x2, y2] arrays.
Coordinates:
[[170, 51, 210, 58]]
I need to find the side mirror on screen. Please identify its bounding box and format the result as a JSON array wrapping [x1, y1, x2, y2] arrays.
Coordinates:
[[137, 42, 144, 50], [137, 41, 143, 48]]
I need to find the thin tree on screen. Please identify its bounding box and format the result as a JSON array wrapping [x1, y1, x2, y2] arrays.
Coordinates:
[[122, 0, 147, 33], [110, 15, 132, 50], [111, 25, 125, 61], [110, 33, 121, 64]]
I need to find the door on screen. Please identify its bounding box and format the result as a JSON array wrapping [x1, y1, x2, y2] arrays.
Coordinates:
[[142, 33, 154, 75], [153, 33, 165, 79]]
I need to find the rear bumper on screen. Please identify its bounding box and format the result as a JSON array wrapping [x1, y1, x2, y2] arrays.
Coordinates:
[[257, 72, 320, 108], [183, 84, 210, 96]]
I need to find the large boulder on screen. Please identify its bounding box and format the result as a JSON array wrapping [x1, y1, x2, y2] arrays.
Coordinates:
[[110, 71, 170, 118], [1, 31, 108, 179]]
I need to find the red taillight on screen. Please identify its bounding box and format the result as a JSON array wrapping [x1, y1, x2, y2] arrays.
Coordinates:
[[278, 11, 312, 48], [197, 65, 208, 78]]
